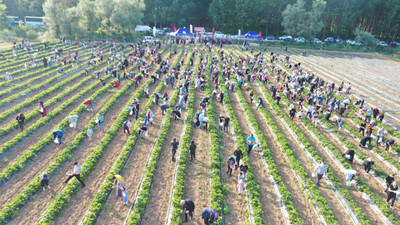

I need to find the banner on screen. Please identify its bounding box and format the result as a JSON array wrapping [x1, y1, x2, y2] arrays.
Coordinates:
[[212, 27, 215, 37], [190, 25, 193, 34], [259, 31, 262, 37], [174, 26, 177, 32], [194, 27, 205, 32]]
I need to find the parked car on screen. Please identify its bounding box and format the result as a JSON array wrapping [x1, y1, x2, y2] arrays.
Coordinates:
[[215, 31, 226, 38], [266, 35, 275, 40], [377, 41, 388, 47], [143, 36, 159, 44], [294, 37, 306, 43], [346, 39, 355, 45], [354, 41, 363, 46], [135, 25, 152, 32], [324, 37, 335, 43], [390, 41, 400, 47], [279, 35, 292, 41], [336, 38, 344, 44], [313, 38, 322, 43]]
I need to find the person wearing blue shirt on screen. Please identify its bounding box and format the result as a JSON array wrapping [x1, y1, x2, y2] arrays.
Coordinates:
[[52, 130, 64, 144], [256, 97, 265, 110], [247, 134, 256, 154]]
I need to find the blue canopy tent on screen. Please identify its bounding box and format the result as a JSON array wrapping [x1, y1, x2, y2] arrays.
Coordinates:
[[244, 31, 263, 40], [173, 28, 194, 36]]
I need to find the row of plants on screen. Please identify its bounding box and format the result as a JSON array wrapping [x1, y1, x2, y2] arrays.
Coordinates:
[[0, 42, 65, 74], [259, 49, 400, 172], [0, 44, 82, 88], [203, 51, 225, 223], [265, 48, 400, 143], [0, 44, 108, 108], [0, 44, 94, 94], [252, 76, 371, 224], [167, 49, 201, 224], [0, 44, 167, 224], [229, 50, 338, 224], [122, 46, 187, 225], [80, 45, 183, 225], [214, 51, 268, 224], [0, 46, 115, 123], [0, 41, 59, 61], [0, 46, 132, 161], [244, 49, 399, 224], [290, 48, 398, 113], [237, 47, 394, 223]]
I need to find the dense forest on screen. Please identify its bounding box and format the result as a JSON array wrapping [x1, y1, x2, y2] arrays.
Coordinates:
[[2, 0, 400, 41]]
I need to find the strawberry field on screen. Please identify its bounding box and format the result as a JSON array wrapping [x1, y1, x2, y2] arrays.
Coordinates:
[[0, 41, 400, 225]]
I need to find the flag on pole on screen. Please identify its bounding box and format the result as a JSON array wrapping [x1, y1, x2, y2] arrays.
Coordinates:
[[153, 27, 156, 37], [190, 25, 193, 34], [212, 27, 215, 37], [174, 26, 177, 32]]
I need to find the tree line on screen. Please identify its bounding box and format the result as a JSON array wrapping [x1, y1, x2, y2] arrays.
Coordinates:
[[2, 0, 400, 41]]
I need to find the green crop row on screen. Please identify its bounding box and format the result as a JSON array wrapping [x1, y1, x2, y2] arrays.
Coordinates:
[[0, 47, 116, 123], [215, 52, 267, 224], [254, 78, 372, 224], [0, 46, 131, 161], [0, 44, 108, 108], [168, 48, 201, 224], [203, 51, 225, 223], [229, 49, 340, 224], [79, 44, 177, 225], [29, 45, 169, 225], [0, 44, 98, 95], [239, 48, 398, 224], [0, 44, 148, 224], [0, 43, 65, 75]]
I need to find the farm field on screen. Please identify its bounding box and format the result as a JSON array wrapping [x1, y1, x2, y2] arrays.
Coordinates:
[[1, 41, 400, 225], [271, 47, 400, 130]]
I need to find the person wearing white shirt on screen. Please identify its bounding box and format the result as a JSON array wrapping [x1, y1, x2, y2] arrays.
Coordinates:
[[64, 162, 85, 187], [344, 169, 358, 182], [313, 161, 327, 187], [377, 127, 385, 145]]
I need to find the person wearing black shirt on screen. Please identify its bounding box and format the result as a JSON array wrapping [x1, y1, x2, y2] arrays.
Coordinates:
[[362, 158, 374, 174], [359, 136, 372, 148], [189, 141, 196, 161], [342, 149, 355, 164], [387, 181, 398, 208], [386, 174, 396, 192], [223, 116, 230, 132], [171, 138, 179, 162], [386, 139, 396, 151], [234, 148, 242, 169], [240, 162, 248, 176], [359, 121, 366, 136], [181, 199, 195, 222], [16, 113, 25, 131]]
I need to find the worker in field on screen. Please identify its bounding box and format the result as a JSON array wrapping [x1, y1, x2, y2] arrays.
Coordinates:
[[387, 181, 398, 209], [342, 149, 355, 164], [66, 115, 79, 129], [16, 113, 25, 131], [313, 160, 327, 187], [38, 100, 47, 117], [40, 172, 51, 191], [189, 141, 196, 162], [52, 129, 64, 144], [64, 162, 85, 188], [112, 175, 125, 197], [202, 206, 219, 225], [181, 199, 195, 222], [84, 99, 95, 111], [171, 138, 179, 162]]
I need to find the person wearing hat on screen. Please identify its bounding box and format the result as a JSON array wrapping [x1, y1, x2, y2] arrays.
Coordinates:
[[202, 206, 219, 225], [180, 199, 195, 222], [64, 162, 85, 187]]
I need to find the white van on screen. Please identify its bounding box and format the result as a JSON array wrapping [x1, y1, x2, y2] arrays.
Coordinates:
[[143, 36, 159, 44], [135, 25, 152, 32]]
